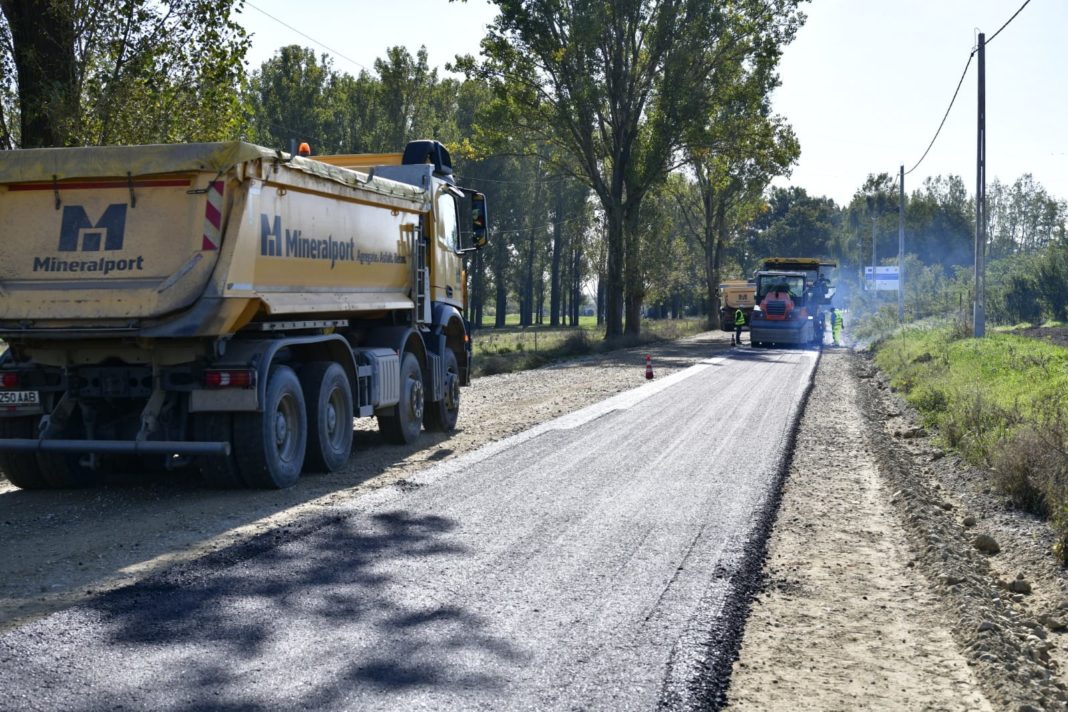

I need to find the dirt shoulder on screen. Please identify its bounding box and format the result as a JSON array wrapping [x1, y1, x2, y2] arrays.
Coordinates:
[[726, 350, 992, 710], [727, 348, 1068, 711]]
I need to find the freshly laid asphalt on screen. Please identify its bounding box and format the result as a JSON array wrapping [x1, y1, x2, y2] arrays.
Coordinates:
[[0, 347, 817, 711]]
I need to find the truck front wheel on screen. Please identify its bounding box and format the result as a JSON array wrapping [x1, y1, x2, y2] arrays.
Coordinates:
[[234, 365, 307, 489], [378, 352, 423, 445], [424, 349, 460, 432], [300, 361, 353, 473]]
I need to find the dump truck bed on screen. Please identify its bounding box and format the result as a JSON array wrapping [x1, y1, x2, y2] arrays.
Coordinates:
[[0, 142, 429, 337]]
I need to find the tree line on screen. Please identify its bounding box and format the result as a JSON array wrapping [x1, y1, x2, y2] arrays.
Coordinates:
[[1, 1, 1064, 335]]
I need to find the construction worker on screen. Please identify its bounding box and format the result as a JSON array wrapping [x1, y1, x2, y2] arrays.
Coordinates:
[[831, 307, 844, 346], [733, 307, 746, 346]]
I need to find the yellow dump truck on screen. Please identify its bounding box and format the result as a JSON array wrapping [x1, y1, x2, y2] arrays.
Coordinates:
[[0, 140, 488, 489], [718, 280, 756, 331]]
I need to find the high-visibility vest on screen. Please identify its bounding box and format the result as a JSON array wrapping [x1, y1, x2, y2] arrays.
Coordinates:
[[734, 309, 746, 326]]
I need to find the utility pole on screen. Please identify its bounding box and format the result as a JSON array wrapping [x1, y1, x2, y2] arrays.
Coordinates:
[[870, 216, 877, 291], [898, 165, 905, 322], [973, 32, 987, 338]]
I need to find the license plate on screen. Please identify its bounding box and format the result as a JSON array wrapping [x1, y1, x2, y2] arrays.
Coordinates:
[[0, 390, 39, 406]]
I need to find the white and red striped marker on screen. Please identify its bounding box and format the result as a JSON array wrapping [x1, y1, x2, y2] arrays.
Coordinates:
[[201, 180, 223, 251]]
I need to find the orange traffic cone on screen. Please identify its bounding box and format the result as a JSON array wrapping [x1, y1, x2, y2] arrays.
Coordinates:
[[645, 355, 654, 380]]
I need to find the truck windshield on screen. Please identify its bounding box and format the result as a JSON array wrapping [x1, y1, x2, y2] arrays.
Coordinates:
[[437, 191, 459, 252], [757, 275, 805, 299]]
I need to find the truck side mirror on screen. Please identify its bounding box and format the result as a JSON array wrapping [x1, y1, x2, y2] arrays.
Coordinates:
[[470, 192, 488, 249]]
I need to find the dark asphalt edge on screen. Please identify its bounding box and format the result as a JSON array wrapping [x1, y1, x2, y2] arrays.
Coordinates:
[[660, 347, 821, 711]]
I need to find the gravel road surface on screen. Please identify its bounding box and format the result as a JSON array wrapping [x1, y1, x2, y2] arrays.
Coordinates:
[[0, 342, 816, 710]]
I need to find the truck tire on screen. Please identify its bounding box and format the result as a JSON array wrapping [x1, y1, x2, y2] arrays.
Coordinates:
[[0, 417, 49, 489], [378, 352, 423, 445], [36, 409, 105, 489], [424, 349, 460, 432], [193, 412, 247, 489], [300, 361, 353, 473], [234, 365, 307, 489]]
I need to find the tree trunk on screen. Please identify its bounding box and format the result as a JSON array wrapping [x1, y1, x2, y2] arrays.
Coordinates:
[[572, 240, 583, 326], [471, 251, 484, 328], [535, 264, 545, 325], [698, 173, 723, 331], [549, 184, 563, 326], [622, 208, 643, 337], [2, 0, 79, 147], [604, 207, 624, 338], [596, 273, 606, 327], [493, 227, 509, 328]]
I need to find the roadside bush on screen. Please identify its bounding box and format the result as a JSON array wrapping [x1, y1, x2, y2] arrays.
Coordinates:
[[939, 386, 1016, 464], [991, 428, 1050, 516], [558, 330, 592, 357], [477, 355, 510, 376], [910, 384, 948, 418]]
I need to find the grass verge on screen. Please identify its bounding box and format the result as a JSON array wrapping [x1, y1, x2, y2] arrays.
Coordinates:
[[875, 326, 1068, 558]]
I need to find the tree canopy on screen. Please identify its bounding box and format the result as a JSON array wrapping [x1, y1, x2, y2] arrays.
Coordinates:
[[0, 0, 248, 147]]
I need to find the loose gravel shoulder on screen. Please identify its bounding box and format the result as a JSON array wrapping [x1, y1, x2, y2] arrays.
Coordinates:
[[728, 346, 1068, 711]]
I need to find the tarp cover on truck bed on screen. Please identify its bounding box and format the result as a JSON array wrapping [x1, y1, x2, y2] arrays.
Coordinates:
[[0, 142, 427, 204]]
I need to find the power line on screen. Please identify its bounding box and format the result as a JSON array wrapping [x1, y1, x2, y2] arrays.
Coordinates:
[[986, 0, 1032, 45], [904, 52, 974, 176], [243, 1, 371, 73], [901, 0, 1031, 178]]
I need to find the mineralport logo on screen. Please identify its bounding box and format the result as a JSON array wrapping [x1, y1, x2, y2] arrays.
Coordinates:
[[32, 204, 145, 275], [259, 213, 406, 268], [58, 204, 126, 251]]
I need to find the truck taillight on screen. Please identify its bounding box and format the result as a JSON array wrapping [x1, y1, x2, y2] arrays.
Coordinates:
[[203, 369, 255, 389], [0, 372, 19, 389]]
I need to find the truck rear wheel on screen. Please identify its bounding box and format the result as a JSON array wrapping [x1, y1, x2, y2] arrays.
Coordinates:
[[0, 417, 49, 489], [378, 352, 423, 445], [36, 409, 105, 489], [193, 412, 247, 489], [300, 361, 353, 473], [234, 365, 307, 489], [424, 349, 460, 432]]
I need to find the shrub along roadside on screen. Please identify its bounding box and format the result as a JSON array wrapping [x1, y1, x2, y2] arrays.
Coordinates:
[[875, 327, 1068, 558]]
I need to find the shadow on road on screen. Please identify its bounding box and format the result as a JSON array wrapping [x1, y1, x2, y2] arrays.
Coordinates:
[[7, 508, 526, 709], [0, 427, 462, 630]]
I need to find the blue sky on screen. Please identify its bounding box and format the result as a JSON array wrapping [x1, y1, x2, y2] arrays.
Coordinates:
[[237, 0, 1066, 206]]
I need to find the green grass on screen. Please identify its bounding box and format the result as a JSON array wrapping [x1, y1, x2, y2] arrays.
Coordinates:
[[876, 328, 1068, 432], [875, 326, 1068, 557]]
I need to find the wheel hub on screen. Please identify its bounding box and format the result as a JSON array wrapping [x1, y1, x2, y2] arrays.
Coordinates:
[[445, 373, 460, 409], [274, 411, 288, 445], [408, 378, 424, 420], [326, 402, 338, 433]]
